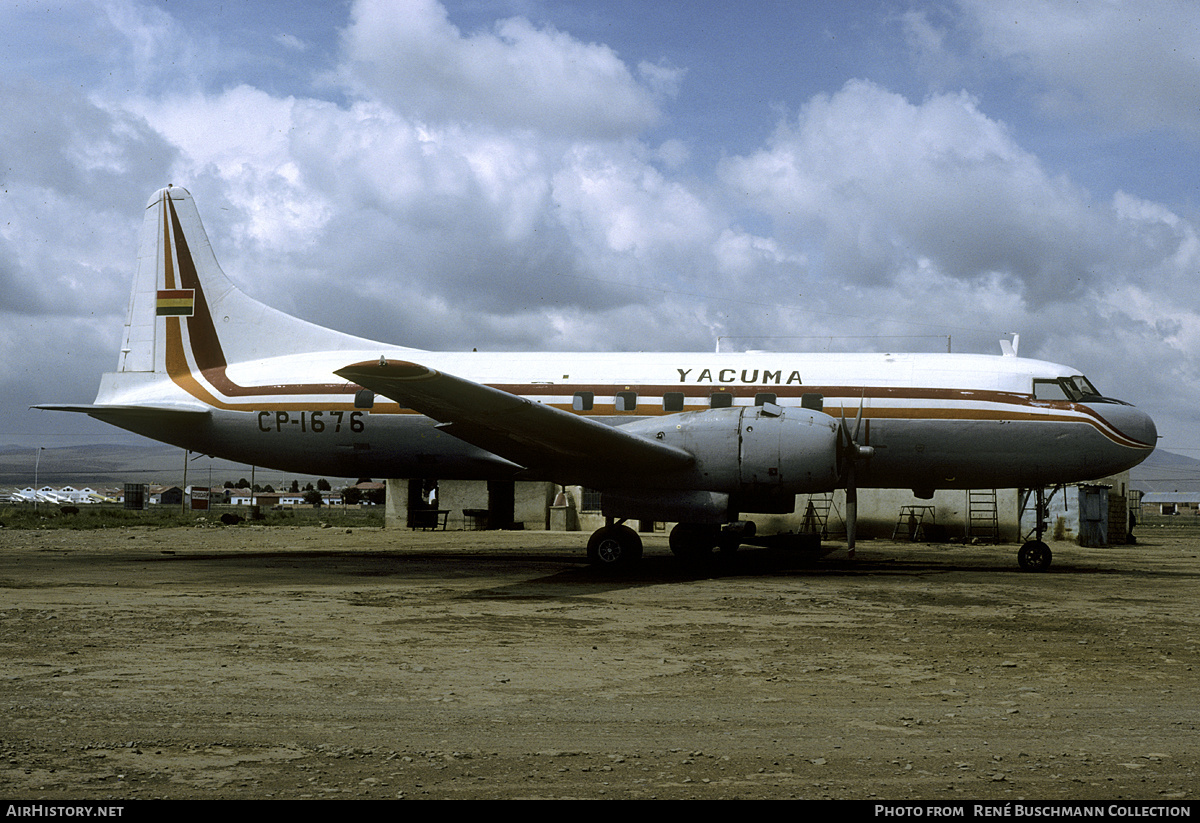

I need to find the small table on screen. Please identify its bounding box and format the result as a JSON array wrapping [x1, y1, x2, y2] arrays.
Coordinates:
[[411, 509, 449, 530], [462, 508, 489, 530]]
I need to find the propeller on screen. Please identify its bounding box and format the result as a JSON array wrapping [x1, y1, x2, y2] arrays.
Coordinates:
[[838, 396, 874, 559]]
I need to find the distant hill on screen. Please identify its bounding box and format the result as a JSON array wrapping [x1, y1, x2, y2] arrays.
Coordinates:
[[0, 443, 353, 489], [1130, 448, 1200, 494]]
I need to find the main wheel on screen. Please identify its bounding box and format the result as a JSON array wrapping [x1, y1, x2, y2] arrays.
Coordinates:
[[587, 524, 643, 570], [1017, 540, 1052, 572]]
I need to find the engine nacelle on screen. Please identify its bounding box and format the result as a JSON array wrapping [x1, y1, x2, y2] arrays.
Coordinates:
[[619, 404, 840, 498]]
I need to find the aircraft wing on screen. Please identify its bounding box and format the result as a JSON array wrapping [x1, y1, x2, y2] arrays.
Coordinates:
[[334, 359, 694, 482]]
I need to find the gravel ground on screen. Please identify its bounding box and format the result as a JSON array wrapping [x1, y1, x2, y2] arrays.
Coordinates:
[[0, 522, 1197, 800]]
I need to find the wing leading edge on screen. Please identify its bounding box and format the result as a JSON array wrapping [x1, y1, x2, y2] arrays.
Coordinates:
[[334, 359, 694, 484]]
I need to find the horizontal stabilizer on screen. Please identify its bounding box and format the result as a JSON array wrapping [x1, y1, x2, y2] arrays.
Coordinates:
[[335, 359, 694, 482], [34, 404, 211, 421]]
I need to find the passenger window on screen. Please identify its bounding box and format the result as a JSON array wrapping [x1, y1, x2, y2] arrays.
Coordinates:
[[615, 391, 637, 412], [755, 393, 777, 407], [663, 392, 685, 412], [710, 392, 733, 408], [573, 392, 594, 411]]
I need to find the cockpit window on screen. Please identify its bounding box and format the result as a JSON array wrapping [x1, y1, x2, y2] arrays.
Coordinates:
[[1070, 376, 1101, 399], [1033, 376, 1103, 402], [1033, 379, 1069, 400]]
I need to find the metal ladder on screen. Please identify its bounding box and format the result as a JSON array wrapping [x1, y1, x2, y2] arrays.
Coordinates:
[[966, 489, 1000, 542], [893, 505, 935, 540], [800, 493, 835, 538]]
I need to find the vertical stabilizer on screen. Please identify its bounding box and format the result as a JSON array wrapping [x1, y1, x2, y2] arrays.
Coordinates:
[[117, 187, 177, 373], [115, 186, 408, 379]]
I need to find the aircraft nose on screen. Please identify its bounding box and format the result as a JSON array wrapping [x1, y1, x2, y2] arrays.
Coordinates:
[[1085, 402, 1158, 453]]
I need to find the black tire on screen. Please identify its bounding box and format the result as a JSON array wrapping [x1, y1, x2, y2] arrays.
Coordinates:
[[1017, 540, 1052, 572], [587, 525, 643, 569]]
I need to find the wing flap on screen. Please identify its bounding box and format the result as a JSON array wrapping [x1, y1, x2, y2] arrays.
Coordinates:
[[334, 360, 693, 480]]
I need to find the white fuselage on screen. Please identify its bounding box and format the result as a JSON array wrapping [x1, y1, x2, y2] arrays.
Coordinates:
[[96, 346, 1156, 492]]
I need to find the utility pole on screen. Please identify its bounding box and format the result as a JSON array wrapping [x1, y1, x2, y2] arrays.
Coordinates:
[[33, 447, 44, 512]]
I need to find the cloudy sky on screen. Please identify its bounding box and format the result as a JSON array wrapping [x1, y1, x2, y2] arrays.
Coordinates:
[[2, 0, 1197, 465]]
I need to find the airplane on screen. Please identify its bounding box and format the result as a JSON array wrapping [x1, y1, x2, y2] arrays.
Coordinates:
[[39, 186, 1157, 571]]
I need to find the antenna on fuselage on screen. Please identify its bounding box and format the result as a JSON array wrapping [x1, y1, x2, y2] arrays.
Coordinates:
[[999, 333, 1020, 357]]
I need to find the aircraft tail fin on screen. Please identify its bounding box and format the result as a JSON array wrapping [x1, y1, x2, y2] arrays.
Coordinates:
[[117, 185, 402, 377]]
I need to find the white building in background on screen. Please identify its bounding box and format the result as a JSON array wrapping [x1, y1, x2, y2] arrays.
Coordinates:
[[56, 486, 103, 503], [5, 485, 104, 504], [225, 490, 343, 507]]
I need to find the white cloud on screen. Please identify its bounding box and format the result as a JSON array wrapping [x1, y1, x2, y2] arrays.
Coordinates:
[[711, 230, 803, 278], [275, 33, 308, 52], [900, 8, 967, 89], [552, 144, 715, 262], [335, 0, 670, 138], [719, 80, 1113, 301], [956, 0, 1200, 134]]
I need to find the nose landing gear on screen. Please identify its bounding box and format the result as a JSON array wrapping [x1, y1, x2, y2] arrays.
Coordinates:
[[1017, 486, 1057, 572]]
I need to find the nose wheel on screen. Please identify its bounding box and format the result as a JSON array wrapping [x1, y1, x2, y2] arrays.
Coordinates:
[[1018, 540, 1052, 571], [1017, 486, 1055, 571]]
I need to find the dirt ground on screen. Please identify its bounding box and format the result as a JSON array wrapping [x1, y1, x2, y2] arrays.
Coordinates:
[[0, 521, 1197, 800]]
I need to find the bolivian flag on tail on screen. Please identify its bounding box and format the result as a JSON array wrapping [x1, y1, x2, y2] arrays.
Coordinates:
[[156, 289, 195, 317]]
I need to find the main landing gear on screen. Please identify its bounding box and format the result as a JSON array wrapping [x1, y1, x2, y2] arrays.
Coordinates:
[[667, 521, 754, 560], [1017, 486, 1056, 572], [668, 523, 718, 560], [586, 521, 643, 570], [586, 520, 755, 570]]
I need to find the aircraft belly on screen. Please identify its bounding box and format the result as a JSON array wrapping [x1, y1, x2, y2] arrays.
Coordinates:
[[861, 417, 1141, 489], [91, 401, 1149, 492], [104, 410, 524, 480]]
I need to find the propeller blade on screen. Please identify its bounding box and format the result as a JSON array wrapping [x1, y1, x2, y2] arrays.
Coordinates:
[[845, 461, 857, 559], [838, 394, 871, 561]]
